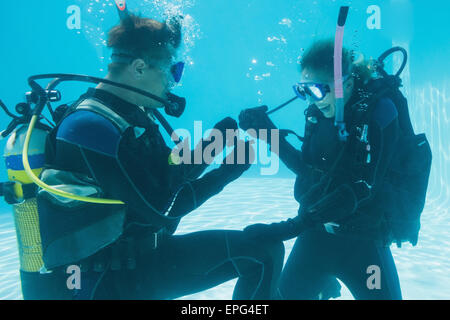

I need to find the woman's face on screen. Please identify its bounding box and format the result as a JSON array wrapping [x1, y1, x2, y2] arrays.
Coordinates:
[[300, 68, 354, 118]]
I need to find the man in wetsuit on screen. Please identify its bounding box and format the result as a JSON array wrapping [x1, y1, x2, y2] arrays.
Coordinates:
[[28, 14, 284, 300], [239, 40, 403, 300]]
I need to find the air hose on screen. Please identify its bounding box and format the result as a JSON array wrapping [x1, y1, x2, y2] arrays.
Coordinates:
[[22, 115, 125, 205]]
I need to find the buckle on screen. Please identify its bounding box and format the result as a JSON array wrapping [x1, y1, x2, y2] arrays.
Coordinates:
[[152, 229, 165, 250], [153, 232, 158, 250], [324, 222, 340, 234], [39, 265, 53, 274]]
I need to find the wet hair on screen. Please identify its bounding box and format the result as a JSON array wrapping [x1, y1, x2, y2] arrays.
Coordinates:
[[107, 14, 182, 74], [300, 39, 374, 89]]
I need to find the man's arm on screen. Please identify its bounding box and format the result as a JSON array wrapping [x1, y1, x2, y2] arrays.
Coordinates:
[[182, 117, 238, 180], [55, 110, 183, 227], [56, 110, 252, 229], [167, 139, 253, 218]]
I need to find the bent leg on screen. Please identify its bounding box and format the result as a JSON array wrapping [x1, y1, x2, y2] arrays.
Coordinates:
[[278, 230, 336, 300], [336, 240, 402, 300], [112, 230, 284, 300]]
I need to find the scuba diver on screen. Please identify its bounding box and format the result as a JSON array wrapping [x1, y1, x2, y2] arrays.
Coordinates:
[[239, 37, 431, 300], [4, 12, 285, 300]]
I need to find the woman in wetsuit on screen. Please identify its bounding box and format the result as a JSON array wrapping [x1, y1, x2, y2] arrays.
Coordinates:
[[239, 39, 403, 300], [29, 14, 284, 300]]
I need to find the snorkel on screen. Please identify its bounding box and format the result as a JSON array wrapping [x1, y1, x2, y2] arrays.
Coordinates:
[[267, 6, 351, 126], [334, 6, 350, 141], [114, 0, 129, 19]]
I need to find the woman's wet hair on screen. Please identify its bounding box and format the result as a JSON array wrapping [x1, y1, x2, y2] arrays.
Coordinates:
[[300, 39, 374, 89], [107, 14, 182, 74]]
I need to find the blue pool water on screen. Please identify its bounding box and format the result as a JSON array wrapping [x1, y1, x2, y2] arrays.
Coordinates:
[[0, 0, 449, 299]]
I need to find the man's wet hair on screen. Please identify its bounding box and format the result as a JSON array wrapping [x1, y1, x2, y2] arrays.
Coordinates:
[[107, 14, 182, 74]]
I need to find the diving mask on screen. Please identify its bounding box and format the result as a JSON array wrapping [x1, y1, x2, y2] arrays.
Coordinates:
[[293, 75, 350, 102], [111, 50, 185, 84]]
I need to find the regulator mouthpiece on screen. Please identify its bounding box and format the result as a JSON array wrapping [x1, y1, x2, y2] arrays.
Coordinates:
[[165, 93, 186, 118]]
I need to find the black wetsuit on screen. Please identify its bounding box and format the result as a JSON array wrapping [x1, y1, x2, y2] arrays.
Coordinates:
[[28, 88, 284, 300], [275, 96, 403, 300]]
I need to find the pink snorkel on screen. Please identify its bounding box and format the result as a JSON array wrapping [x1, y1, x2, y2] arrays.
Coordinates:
[[334, 6, 350, 141]]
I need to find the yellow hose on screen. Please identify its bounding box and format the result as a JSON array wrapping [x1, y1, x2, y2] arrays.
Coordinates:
[[22, 115, 125, 205]]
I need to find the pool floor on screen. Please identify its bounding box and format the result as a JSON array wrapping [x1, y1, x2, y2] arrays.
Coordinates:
[[0, 178, 449, 300]]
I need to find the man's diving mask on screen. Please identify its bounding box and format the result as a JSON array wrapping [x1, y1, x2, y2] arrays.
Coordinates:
[[111, 49, 186, 117], [111, 50, 185, 84]]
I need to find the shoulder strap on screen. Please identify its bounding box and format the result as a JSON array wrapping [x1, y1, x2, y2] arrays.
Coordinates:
[[76, 98, 131, 134], [351, 76, 404, 126], [76, 98, 179, 143]]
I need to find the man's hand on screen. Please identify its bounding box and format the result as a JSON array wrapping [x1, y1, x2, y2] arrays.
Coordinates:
[[199, 117, 238, 152], [217, 139, 255, 182], [239, 106, 277, 141], [213, 117, 238, 146], [184, 117, 238, 180]]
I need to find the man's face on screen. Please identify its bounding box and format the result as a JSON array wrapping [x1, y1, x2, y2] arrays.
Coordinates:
[[141, 59, 173, 106], [127, 57, 174, 108]]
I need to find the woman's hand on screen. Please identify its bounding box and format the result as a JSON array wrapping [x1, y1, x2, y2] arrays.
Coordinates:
[[243, 215, 311, 242]]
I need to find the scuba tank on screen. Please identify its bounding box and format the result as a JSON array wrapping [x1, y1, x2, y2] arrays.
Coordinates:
[[0, 72, 184, 266], [0, 74, 184, 300], [0, 0, 187, 299], [1, 100, 51, 273]]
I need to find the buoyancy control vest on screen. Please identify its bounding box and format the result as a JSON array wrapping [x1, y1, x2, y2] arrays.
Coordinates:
[[357, 76, 432, 247], [37, 98, 132, 270], [297, 75, 432, 247]]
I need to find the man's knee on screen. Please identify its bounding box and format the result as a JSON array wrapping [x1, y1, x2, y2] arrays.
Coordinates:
[[265, 240, 285, 263], [252, 240, 285, 276]]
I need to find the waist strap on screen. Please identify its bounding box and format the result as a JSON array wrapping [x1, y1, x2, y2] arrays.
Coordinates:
[[2, 182, 38, 204], [71, 228, 167, 273]]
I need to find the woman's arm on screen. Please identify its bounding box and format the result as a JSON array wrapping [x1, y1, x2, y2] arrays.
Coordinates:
[[274, 133, 306, 176], [302, 98, 400, 218], [239, 106, 307, 176]]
